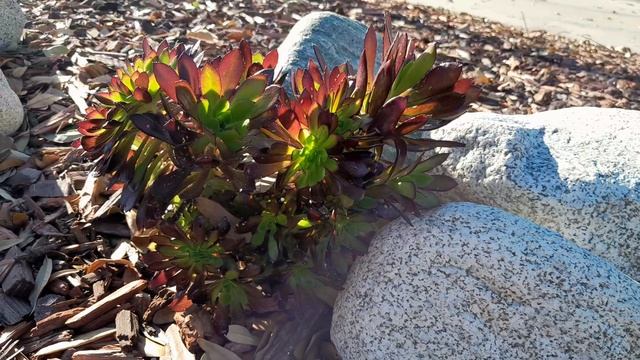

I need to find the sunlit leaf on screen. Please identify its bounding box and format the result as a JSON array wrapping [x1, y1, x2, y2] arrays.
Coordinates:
[[153, 63, 180, 100]]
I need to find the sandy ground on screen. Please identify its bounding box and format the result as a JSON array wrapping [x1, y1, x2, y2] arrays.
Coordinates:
[[405, 0, 640, 52]]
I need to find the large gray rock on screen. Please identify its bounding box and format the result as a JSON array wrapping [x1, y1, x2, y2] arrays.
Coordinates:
[[276, 12, 375, 85], [332, 202, 640, 360], [431, 107, 640, 279], [0, 71, 23, 135], [0, 0, 26, 50]]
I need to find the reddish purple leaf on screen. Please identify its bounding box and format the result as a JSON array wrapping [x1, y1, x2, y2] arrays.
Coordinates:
[[312, 45, 327, 72], [157, 40, 169, 54], [133, 88, 152, 103], [410, 63, 463, 103], [367, 60, 394, 116], [372, 96, 407, 135], [130, 113, 175, 145], [302, 70, 314, 92], [142, 38, 153, 58], [396, 115, 428, 135], [393, 33, 408, 76], [94, 92, 115, 105], [134, 72, 149, 89], [178, 55, 200, 95], [383, 13, 393, 57], [405, 138, 465, 152], [218, 49, 244, 96], [307, 60, 322, 85], [174, 80, 198, 116], [263, 49, 278, 69], [364, 26, 377, 90], [292, 68, 304, 95], [354, 49, 367, 100], [153, 63, 180, 101]]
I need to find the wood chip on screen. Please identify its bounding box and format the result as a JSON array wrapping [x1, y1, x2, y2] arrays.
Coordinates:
[[34, 327, 117, 357], [115, 309, 139, 351], [71, 348, 143, 359], [165, 324, 195, 360], [65, 279, 147, 329], [21, 329, 73, 354], [142, 288, 172, 322], [138, 336, 167, 357], [79, 304, 131, 333], [29, 307, 84, 337]]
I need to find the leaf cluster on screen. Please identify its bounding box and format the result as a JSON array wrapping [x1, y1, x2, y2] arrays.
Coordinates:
[[79, 16, 479, 316]]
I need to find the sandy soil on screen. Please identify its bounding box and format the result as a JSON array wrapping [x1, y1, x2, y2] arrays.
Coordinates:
[[405, 0, 640, 52]]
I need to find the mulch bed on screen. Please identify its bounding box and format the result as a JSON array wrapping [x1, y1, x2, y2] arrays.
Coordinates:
[[0, 0, 637, 358]]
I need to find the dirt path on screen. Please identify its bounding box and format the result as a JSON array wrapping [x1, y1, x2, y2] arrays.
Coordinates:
[[405, 0, 640, 52]]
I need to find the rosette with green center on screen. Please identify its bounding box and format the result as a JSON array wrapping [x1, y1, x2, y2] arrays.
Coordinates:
[[289, 125, 339, 187]]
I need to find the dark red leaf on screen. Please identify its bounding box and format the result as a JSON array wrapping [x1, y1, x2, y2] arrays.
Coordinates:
[[364, 26, 377, 90], [142, 38, 153, 58], [354, 49, 367, 100], [178, 55, 200, 95], [405, 138, 465, 152], [383, 13, 393, 57], [94, 92, 115, 105], [130, 113, 175, 145], [149, 270, 169, 289], [134, 73, 149, 89], [174, 80, 197, 115], [263, 49, 278, 69], [219, 49, 244, 96], [312, 45, 327, 71], [307, 60, 322, 85], [393, 33, 408, 76], [153, 63, 180, 101], [367, 60, 394, 116], [396, 115, 428, 135], [157, 40, 169, 54], [410, 63, 463, 104], [372, 96, 407, 135], [133, 88, 152, 103]]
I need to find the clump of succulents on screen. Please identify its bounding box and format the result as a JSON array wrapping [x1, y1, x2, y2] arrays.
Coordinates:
[[79, 17, 478, 319]]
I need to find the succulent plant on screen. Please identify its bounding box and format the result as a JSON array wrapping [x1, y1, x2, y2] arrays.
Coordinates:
[[79, 15, 479, 324]]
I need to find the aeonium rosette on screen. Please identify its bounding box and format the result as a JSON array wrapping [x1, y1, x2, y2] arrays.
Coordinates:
[[76, 14, 481, 323]]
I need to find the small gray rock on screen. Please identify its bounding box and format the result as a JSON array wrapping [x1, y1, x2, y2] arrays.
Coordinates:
[[430, 107, 640, 279], [332, 202, 640, 360], [276, 12, 377, 90], [0, 0, 26, 50], [0, 71, 23, 135]]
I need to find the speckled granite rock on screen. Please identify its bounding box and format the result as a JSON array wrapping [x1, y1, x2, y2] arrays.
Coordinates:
[[0, 71, 23, 135], [430, 107, 640, 279], [332, 202, 640, 360], [275, 12, 376, 91], [0, 0, 26, 50]]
